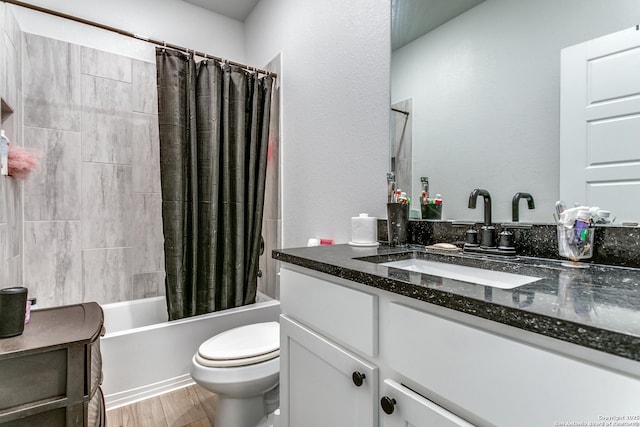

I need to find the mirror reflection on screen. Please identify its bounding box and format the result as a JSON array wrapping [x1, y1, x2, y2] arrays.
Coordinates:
[[391, 0, 640, 223]]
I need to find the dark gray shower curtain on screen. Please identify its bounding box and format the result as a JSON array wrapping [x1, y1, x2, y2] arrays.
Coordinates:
[[156, 48, 273, 320]]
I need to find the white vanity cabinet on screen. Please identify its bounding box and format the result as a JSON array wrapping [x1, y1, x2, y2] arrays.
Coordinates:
[[279, 265, 640, 427], [279, 267, 472, 427]]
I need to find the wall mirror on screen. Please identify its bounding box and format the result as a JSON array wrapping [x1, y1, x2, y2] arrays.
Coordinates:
[[391, 0, 640, 224]]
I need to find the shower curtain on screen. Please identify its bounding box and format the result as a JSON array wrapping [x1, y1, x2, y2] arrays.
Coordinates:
[[156, 48, 273, 320]]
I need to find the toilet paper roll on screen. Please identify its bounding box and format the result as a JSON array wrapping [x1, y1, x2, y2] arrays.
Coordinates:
[[351, 213, 377, 244]]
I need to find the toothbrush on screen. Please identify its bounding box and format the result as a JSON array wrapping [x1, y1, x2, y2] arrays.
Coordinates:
[[555, 200, 566, 222]]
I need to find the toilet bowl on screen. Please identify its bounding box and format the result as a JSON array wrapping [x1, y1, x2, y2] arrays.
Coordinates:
[[190, 321, 280, 427]]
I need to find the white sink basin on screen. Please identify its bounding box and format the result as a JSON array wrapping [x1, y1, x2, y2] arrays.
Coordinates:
[[381, 259, 541, 289]]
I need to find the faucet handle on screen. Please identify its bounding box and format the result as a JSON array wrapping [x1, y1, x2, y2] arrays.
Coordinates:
[[465, 229, 479, 246], [498, 230, 514, 250]]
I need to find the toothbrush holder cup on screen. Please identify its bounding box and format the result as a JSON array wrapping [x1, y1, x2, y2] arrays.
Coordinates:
[[557, 223, 594, 262], [387, 202, 409, 247], [421, 203, 442, 220]]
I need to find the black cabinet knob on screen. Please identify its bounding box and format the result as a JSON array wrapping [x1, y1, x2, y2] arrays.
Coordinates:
[[380, 396, 396, 414], [352, 371, 366, 387]]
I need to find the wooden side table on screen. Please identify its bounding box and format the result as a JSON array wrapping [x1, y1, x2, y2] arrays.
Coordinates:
[[0, 303, 104, 426]]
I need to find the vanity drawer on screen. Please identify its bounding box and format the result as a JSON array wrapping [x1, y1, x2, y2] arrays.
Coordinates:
[[280, 267, 377, 357], [385, 302, 640, 427], [380, 379, 474, 427]]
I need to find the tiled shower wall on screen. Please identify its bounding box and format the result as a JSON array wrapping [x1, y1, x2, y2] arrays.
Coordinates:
[[2, 18, 279, 308], [0, 5, 24, 293], [21, 32, 164, 308]]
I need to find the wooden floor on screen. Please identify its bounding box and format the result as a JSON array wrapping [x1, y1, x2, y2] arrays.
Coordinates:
[[106, 385, 218, 427]]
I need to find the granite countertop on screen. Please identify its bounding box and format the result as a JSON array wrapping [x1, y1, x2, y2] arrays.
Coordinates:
[[273, 244, 640, 362]]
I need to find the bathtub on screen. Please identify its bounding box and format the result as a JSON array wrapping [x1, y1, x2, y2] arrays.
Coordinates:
[[100, 292, 281, 409]]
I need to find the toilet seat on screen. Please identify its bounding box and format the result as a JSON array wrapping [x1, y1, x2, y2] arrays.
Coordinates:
[[197, 321, 280, 368]]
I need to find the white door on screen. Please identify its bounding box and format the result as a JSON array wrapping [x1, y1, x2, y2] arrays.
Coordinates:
[[279, 315, 378, 427], [560, 26, 640, 223], [380, 379, 474, 427]]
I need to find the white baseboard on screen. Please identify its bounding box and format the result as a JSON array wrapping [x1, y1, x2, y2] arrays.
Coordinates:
[[104, 374, 195, 410]]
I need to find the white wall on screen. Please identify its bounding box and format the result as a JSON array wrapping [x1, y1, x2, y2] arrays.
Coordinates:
[[11, 0, 391, 248], [245, 0, 391, 247], [9, 0, 244, 63], [392, 0, 640, 223]]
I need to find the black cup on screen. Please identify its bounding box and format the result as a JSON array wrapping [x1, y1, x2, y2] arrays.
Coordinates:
[[0, 287, 28, 338]]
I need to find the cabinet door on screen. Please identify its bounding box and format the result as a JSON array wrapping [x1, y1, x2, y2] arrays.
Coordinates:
[[380, 380, 474, 427], [280, 315, 378, 427]]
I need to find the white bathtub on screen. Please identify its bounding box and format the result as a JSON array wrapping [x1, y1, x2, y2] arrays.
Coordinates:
[[100, 293, 281, 409]]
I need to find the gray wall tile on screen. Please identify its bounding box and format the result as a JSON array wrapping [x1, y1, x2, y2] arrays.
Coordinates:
[[0, 224, 6, 288], [133, 272, 165, 300], [1, 10, 20, 112], [82, 163, 132, 249], [81, 75, 132, 163], [83, 248, 132, 304], [23, 33, 80, 131], [14, 87, 22, 147], [258, 219, 280, 300], [23, 221, 82, 308], [133, 193, 164, 274], [263, 100, 279, 221], [132, 60, 157, 114], [3, 6, 20, 50], [0, 3, 5, 98], [6, 178, 21, 258], [132, 112, 160, 193], [3, 32, 19, 110], [0, 177, 5, 224], [81, 46, 132, 82], [391, 99, 413, 199], [23, 127, 81, 221], [7, 254, 21, 288]]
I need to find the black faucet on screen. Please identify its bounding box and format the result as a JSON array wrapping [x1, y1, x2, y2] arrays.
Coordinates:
[[468, 189, 497, 248], [468, 189, 492, 226], [512, 192, 535, 222]]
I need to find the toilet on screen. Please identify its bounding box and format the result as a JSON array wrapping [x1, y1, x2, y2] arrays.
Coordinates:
[[190, 321, 280, 427]]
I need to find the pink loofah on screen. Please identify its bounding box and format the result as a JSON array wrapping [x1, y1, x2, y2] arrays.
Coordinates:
[[7, 143, 39, 180]]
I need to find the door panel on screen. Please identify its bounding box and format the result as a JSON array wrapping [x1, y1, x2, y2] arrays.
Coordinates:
[[279, 315, 378, 427], [560, 26, 640, 222], [588, 45, 640, 103]]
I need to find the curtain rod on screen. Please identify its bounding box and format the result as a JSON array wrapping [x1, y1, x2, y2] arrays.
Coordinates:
[[2, 0, 277, 78]]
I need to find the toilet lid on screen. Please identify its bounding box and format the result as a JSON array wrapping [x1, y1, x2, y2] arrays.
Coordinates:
[[198, 321, 280, 366]]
